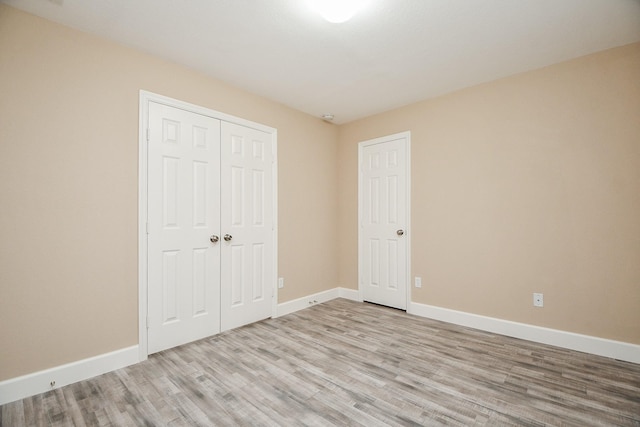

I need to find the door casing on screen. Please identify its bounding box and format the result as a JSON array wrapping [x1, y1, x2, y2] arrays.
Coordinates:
[[358, 131, 411, 310], [138, 90, 278, 361]]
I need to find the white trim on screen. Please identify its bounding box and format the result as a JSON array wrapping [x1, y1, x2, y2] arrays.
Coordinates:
[[138, 92, 149, 362], [409, 302, 640, 364], [358, 131, 411, 310], [275, 288, 340, 317], [0, 346, 139, 406], [405, 135, 411, 311], [271, 130, 279, 320], [138, 90, 278, 359], [338, 287, 361, 302], [139, 91, 277, 134], [275, 287, 361, 317]]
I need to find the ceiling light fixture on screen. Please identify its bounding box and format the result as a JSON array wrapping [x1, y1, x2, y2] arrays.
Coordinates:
[[308, 0, 366, 24], [321, 114, 335, 121]]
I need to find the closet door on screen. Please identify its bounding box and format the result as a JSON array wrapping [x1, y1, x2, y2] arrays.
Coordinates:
[[147, 102, 221, 354], [220, 122, 274, 331]]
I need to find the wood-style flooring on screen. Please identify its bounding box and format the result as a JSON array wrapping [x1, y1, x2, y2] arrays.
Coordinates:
[[2, 298, 639, 426]]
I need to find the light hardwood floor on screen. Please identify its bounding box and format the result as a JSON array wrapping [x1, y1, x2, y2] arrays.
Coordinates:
[[2, 298, 639, 426]]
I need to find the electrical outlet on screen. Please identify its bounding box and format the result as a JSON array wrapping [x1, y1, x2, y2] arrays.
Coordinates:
[[278, 277, 284, 289], [533, 293, 544, 307], [415, 277, 422, 288]]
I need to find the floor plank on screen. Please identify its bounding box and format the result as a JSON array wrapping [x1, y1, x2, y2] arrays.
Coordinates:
[[2, 299, 639, 426]]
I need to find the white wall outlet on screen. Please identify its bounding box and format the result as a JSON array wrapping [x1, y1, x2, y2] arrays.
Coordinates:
[[278, 277, 284, 289], [415, 277, 422, 288], [533, 293, 544, 307]]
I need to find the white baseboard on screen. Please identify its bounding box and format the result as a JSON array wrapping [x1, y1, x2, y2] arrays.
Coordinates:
[[0, 345, 139, 405], [338, 287, 361, 301], [276, 287, 363, 318], [409, 302, 640, 364], [275, 288, 340, 317]]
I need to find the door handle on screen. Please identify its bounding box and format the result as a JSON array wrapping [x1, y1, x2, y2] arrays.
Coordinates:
[[224, 234, 233, 242], [397, 229, 405, 236], [210, 235, 219, 243]]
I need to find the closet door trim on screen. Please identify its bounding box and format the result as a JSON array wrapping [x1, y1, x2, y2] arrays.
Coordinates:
[[138, 90, 278, 361]]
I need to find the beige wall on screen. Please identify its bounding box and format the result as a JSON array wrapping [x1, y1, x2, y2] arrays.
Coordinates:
[[0, 5, 338, 381], [338, 43, 640, 345]]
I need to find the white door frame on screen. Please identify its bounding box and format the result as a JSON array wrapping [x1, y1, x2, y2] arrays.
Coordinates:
[[358, 131, 411, 310], [138, 90, 278, 361]]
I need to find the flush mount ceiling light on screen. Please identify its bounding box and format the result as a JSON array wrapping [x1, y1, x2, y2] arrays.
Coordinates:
[[308, 0, 367, 23]]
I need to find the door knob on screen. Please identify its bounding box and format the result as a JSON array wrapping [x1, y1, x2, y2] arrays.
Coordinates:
[[210, 235, 219, 243], [224, 234, 233, 242], [397, 229, 405, 236]]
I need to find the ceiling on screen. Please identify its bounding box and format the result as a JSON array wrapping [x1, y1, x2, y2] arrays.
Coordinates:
[[3, 0, 640, 124]]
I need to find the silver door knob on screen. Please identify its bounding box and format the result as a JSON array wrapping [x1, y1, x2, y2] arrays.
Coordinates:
[[224, 234, 233, 242], [210, 235, 219, 243], [397, 229, 405, 236]]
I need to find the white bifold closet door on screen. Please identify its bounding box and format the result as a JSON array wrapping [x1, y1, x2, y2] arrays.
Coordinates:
[[147, 102, 274, 354]]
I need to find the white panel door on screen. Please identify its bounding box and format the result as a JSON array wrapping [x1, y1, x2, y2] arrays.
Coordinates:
[[147, 102, 221, 354], [220, 121, 274, 331], [359, 133, 409, 310]]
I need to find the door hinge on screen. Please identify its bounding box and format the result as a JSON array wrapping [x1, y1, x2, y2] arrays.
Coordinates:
[[146, 316, 150, 329], [146, 128, 150, 142], [146, 222, 150, 234]]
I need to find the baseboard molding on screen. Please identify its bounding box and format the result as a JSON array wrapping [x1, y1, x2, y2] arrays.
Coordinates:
[[0, 345, 139, 405], [276, 288, 340, 317], [276, 287, 363, 317], [409, 302, 640, 364], [338, 287, 361, 301]]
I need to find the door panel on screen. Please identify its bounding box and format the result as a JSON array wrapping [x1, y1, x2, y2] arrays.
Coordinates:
[[360, 134, 409, 310], [148, 102, 221, 354], [221, 122, 274, 331]]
